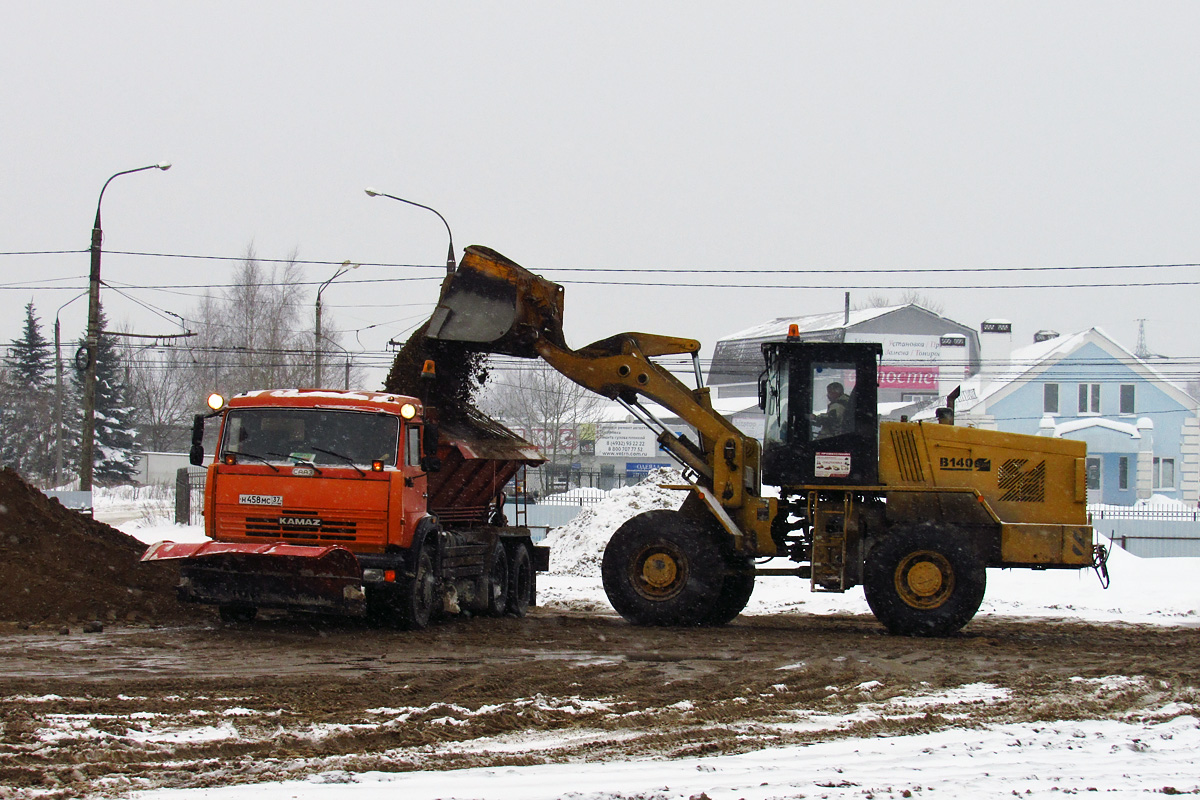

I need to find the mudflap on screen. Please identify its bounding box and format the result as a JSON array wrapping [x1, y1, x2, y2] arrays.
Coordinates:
[[141, 541, 367, 616]]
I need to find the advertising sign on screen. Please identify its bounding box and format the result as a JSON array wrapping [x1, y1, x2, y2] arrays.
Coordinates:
[[877, 365, 939, 390], [597, 423, 657, 458]]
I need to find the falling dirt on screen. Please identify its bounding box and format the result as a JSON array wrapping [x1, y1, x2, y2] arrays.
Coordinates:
[[0, 610, 1196, 798], [382, 319, 491, 426]]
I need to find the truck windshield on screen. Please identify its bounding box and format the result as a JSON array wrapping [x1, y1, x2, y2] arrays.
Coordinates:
[[221, 408, 400, 467]]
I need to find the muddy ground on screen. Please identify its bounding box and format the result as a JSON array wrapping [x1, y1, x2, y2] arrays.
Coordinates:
[[1, 609, 1196, 798]]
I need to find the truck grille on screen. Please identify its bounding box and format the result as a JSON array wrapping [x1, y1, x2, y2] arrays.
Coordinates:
[[243, 513, 357, 542], [216, 507, 386, 544]]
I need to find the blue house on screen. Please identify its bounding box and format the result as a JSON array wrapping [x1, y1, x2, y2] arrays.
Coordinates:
[[941, 328, 1198, 507]]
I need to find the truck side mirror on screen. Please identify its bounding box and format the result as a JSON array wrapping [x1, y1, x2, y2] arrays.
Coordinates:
[[420, 422, 441, 472], [189, 414, 205, 466]]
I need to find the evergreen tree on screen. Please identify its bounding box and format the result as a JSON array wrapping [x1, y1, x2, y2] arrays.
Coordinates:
[[73, 307, 141, 485], [0, 302, 55, 483]]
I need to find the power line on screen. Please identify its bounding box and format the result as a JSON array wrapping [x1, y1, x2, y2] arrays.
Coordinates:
[[5, 247, 1200, 276]]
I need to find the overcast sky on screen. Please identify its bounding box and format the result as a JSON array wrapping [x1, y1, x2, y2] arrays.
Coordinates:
[[3, 2, 1198, 389]]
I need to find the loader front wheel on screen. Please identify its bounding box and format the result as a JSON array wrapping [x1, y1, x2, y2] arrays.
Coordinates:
[[602, 510, 727, 626], [864, 524, 986, 637], [702, 566, 755, 626]]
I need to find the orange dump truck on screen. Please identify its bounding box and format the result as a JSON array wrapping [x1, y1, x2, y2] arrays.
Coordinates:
[[142, 389, 548, 628]]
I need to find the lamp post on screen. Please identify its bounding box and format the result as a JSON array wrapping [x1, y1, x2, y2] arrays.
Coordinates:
[[364, 188, 456, 275], [80, 162, 171, 491], [314, 260, 359, 387]]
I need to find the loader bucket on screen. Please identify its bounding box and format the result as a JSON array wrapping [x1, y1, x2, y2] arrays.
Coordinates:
[[141, 541, 367, 616], [426, 245, 567, 358]]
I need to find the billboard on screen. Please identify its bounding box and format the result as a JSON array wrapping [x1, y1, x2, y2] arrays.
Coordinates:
[[596, 423, 657, 458]]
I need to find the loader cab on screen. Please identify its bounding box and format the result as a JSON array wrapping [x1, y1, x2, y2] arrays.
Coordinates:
[[759, 340, 882, 487]]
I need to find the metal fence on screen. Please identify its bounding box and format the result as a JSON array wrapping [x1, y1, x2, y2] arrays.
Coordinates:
[[174, 467, 208, 525], [1087, 505, 1200, 558]]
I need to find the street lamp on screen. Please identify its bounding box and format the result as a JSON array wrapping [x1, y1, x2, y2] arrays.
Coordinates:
[[364, 188, 456, 274], [314, 260, 359, 387], [80, 162, 171, 491]]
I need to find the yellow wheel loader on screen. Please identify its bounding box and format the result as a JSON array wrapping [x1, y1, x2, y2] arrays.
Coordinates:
[[427, 246, 1107, 636]]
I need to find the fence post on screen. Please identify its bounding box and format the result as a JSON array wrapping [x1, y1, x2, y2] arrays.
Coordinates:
[[175, 467, 190, 525]]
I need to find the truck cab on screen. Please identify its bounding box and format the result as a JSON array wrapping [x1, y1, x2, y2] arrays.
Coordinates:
[[143, 388, 547, 628]]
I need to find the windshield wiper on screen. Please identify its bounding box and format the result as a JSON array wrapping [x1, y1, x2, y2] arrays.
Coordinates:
[[311, 447, 366, 477], [225, 451, 280, 472], [267, 452, 324, 475]]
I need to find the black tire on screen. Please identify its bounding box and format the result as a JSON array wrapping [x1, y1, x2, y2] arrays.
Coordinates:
[[702, 565, 755, 626], [394, 542, 438, 630], [601, 509, 729, 626], [218, 604, 257, 623], [484, 541, 510, 617], [864, 524, 986, 637], [506, 543, 533, 618]]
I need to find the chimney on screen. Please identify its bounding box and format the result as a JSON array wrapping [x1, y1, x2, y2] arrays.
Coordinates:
[[1034, 330, 1060, 343], [979, 319, 1013, 382], [938, 333, 968, 399]]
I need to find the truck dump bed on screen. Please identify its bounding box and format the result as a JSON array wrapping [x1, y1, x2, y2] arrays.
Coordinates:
[[431, 408, 545, 525]]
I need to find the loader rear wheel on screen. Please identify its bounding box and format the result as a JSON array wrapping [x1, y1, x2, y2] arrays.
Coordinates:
[[602, 510, 728, 627], [484, 541, 510, 617], [395, 544, 437, 630], [506, 543, 533, 618], [864, 524, 986, 637]]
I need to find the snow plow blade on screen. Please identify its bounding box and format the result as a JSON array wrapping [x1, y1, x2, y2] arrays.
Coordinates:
[[141, 541, 366, 616], [426, 245, 567, 358]]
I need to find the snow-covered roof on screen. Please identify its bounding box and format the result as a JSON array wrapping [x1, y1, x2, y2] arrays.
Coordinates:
[[720, 305, 907, 342], [1052, 417, 1142, 439]]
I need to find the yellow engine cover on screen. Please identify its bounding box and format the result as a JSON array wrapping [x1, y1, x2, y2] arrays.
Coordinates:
[[879, 421, 1090, 527]]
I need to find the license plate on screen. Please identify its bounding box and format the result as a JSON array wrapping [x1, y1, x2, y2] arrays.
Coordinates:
[[239, 494, 283, 506]]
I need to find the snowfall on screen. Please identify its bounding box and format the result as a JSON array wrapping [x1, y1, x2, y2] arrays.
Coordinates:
[[89, 476, 1200, 800]]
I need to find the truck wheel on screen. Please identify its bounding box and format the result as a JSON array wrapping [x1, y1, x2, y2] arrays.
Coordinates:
[[864, 524, 986, 637], [506, 543, 533, 618], [601, 509, 728, 627], [702, 565, 755, 626], [218, 604, 257, 623], [395, 544, 437, 630], [485, 541, 510, 617]]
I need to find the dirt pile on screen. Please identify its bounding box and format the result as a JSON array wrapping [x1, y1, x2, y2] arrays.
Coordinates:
[[0, 469, 197, 625]]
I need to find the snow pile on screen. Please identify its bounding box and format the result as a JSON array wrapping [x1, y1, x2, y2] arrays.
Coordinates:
[[541, 468, 688, 576]]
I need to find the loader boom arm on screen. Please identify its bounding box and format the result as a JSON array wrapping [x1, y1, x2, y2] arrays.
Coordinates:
[[534, 333, 761, 509], [426, 245, 762, 511]]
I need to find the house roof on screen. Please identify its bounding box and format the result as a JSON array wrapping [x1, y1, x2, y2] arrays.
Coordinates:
[[951, 327, 1198, 416], [720, 305, 908, 343]]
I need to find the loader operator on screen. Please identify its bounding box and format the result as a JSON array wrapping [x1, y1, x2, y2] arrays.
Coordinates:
[[812, 381, 852, 439]]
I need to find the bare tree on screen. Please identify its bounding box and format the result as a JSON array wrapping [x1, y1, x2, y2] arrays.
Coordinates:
[[123, 337, 195, 452], [855, 291, 945, 316], [123, 247, 370, 456], [478, 360, 610, 493]]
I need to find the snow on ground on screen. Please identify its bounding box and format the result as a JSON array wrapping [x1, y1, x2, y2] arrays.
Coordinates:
[[132, 714, 1200, 800], [96, 480, 1200, 800]]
